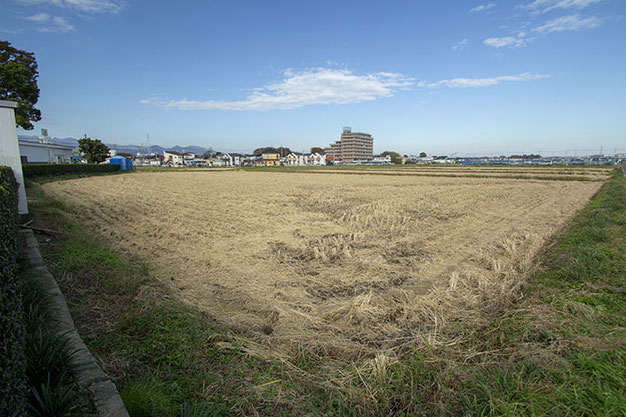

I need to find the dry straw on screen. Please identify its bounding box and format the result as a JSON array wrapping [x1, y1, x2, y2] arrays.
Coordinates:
[[43, 170, 602, 369]]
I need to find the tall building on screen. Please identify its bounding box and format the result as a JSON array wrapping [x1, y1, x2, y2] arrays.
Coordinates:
[[325, 127, 374, 163]]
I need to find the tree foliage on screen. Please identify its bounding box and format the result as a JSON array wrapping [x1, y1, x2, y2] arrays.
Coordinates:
[[419, 152, 427, 158], [253, 147, 292, 156], [78, 137, 110, 164], [381, 151, 403, 164], [310, 147, 324, 154], [0, 41, 41, 130]]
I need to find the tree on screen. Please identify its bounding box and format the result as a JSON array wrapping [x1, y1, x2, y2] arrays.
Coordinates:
[[419, 152, 427, 158], [277, 147, 291, 157], [381, 151, 403, 164], [0, 41, 42, 130], [254, 147, 276, 155], [310, 147, 324, 154], [78, 137, 110, 163]]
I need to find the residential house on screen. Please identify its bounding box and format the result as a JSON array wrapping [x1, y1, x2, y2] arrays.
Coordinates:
[[308, 152, 326, 166], [261, 149, 281, 167], [163, 150, 185, 165], [223, 153, 242, 166], [286, 153, 307, 166], [372, 155, 392, 165]]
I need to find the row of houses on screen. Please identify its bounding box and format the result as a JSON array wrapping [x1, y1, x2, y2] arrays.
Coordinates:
[[155, 150, 330, 167]]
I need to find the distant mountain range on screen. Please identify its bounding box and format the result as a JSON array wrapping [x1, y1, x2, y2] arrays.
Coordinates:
[[18, 135, 209, 156]]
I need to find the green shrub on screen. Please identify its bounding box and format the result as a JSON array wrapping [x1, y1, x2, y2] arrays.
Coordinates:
[[21, 281, 54, 336], [28, 373, 77, 417], [22, 163, 120, 178], [25, 328, 76, 388], [0, 166, 27, 416]]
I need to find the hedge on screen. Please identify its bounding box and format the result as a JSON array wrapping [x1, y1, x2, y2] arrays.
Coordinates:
[[0, 166, 26, 416], [22, 163, 120, 178]]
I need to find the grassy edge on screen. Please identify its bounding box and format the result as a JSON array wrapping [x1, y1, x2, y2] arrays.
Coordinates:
[[27, 170, 129, 185], [23, 166, 625, 416], [17, 263, 97, 416], [452, 167, 625, 416]]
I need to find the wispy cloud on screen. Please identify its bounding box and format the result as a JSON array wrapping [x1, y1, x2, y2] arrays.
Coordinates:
[[484, 10, 601, 48], [16, 0, 125, 14], [452, 38, 470, 51], [470, 3, 496, 13], [519, 0, 602, 13], [141, 68, 414, 111], [24, 12, 51, 22], [24, 12, 74, 32], [483, 36, 527, 48], [418, 72, 550, 88], [534, 13, 601, 32]]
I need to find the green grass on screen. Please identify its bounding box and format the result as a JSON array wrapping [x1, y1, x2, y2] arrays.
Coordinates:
[[453, 167, 626, 417], [27, 170, 128, 184], [24, 166, 625, 416]]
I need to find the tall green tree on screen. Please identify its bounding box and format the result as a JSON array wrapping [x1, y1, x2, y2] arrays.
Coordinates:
[[0, 41, 41, 130], [78, 137, 110, 163]]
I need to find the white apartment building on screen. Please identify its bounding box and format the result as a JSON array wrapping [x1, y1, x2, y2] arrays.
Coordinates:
[[324, 127, 373, 163]]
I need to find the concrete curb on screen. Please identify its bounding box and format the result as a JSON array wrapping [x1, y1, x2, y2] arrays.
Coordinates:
[[20, 229, 129, 417]]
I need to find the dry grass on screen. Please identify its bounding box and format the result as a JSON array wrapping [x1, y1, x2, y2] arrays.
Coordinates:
[[42, 170, 602, 360], [285, 168, 611, 180]]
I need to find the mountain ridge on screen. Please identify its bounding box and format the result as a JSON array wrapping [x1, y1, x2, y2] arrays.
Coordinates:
[[18, 135, 209, 156]]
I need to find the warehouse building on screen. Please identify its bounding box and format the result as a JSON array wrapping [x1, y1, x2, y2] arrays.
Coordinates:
[[18, 138, 74, 164]]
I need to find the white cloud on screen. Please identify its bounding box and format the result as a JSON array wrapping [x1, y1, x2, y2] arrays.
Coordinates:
[[470, 3, 496, 13], [142, 68, 414, 111], [16, 0, 125, 14], [483, 36, 527, 48], [534, 13, 601, 32], [452, 38, 469, 51], [520, 0, 602, 13], [46, 16, 74, 32], [23, 12, 74, 32], [24, 12, 51, 22], [418, 72, 550, 88]]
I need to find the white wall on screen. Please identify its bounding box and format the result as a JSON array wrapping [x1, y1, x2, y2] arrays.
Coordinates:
[[0, 101, 28, 214], [19, 143, 73, 163]]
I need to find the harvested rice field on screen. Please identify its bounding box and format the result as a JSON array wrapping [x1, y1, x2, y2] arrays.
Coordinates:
[[43, 170, 603, 355]]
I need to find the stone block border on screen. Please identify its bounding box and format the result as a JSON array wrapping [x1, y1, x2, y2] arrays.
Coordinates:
[[20, 229, 129, 417]]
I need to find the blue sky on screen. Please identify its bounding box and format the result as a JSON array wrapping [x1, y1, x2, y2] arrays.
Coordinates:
[[2, 0, 625, 155]]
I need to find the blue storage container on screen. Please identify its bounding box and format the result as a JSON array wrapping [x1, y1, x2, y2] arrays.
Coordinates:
[[109, 156, 134, 171]]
